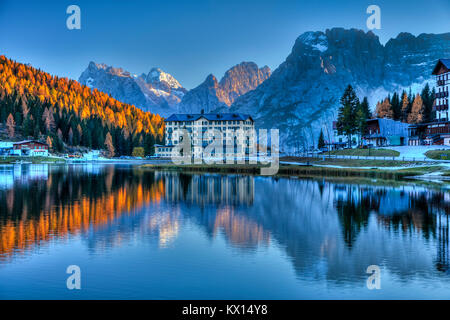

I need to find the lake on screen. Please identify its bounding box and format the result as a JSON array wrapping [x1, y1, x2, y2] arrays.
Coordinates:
[[0, 163, 449, 299]]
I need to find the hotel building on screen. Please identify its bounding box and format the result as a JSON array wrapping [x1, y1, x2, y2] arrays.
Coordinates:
[[408, 59, 450, 146], [433, 59, 450, 121], [155, 113, 255, 158]]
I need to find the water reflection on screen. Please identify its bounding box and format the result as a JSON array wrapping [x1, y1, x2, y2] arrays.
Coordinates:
[[1, 164, 450, 289]]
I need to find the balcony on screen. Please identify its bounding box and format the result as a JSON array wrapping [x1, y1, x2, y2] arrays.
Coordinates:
[[436, 91, 449, 99], [434, 103, 449, 111], [437, 79, 446, 86]]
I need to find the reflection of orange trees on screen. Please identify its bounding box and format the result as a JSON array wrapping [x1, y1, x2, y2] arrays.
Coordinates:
[[213, 208, 270, 248], [0, 179, 165, 260]]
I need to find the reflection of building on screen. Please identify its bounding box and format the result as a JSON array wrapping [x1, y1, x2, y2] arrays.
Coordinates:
[[158, 172, 254, 206], [156, 113, 255, 158], [0, 164, 49, 190], [0, 142, 14, 155]]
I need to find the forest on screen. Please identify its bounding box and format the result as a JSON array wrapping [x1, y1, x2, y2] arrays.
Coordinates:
[[0, 55, 165, 156]]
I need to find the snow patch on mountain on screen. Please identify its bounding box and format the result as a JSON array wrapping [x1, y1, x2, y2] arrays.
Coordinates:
[[79, 62, 186, 116]]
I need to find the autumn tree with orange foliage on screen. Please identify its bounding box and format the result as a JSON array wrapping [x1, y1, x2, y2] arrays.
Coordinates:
[[0, 55, 164, 155]]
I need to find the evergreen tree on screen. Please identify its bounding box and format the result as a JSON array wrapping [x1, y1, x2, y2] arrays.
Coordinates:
[[22, 115, 34, 138], [318, 129, 325, 149], [421, 83, 433, 123], [336, 85, 359, 147], [391, 92, 401, 120], [359, 97, 371, 119], [355, 105, 367, 146]]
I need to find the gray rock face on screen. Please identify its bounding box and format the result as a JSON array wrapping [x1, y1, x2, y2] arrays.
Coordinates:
[[229, 28, 450, 151], [79, 62, 186, 116], [178, 62, 271, 113]]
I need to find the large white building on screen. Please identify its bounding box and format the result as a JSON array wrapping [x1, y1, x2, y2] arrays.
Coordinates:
[[433, 59, 450, 121], [156, 113, 255, 159]]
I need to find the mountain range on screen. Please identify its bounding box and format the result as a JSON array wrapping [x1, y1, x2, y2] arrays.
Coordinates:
[[79, 61, 271, 117], [79, 28, 450, 150]]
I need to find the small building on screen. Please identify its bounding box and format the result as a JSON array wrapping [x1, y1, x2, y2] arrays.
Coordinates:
[[84, 150, 100, 161], [331, 121, 359, 148], [13, 140, 49, 157], [363, 118, 409, 147], [0, 142, 14, 156]]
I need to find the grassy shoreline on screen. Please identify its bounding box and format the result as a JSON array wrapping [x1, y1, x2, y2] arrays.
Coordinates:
[[0, 156, 65, 164], [141, 162, 447, 181]]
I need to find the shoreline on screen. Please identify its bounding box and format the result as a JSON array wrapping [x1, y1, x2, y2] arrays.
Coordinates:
[[141, 161, 450, 183]]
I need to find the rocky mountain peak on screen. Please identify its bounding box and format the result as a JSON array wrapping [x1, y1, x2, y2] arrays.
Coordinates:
[[145, 67, 183, 90], [230, 28, 450, 151], [79, 62, 186, 116], [178, 62, 271, 113]]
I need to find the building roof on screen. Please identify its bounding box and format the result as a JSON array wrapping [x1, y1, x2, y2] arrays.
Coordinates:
[[432, 59, 450, 75], [13, 140, 48, 146], [165, 113, 253, 122]]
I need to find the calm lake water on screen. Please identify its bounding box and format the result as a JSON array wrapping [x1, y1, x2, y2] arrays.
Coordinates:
[[0, 163, 450, 299]]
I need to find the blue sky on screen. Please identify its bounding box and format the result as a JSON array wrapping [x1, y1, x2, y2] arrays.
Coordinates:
[[0, 0, 449, 89]]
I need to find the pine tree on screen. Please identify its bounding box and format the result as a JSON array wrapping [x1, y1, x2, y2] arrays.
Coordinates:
[[6, 113, 15, 138], [22, 115, 34, 137], [421, 83, 433, 123], [359, 97, 371, 119], [68, 128, 74, 145], [391, 92, 401, 120], [104, 132, 115, 157], [318, 129, 325, 149], [336, 85, 359, 147], [355, 105, 367, 146]]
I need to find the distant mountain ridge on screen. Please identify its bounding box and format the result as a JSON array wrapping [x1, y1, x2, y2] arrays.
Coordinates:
[[178, 62, 271, 113], [79, 61, 270, 117], [229, 28, 450, 150], [79, 62, 187, 116]]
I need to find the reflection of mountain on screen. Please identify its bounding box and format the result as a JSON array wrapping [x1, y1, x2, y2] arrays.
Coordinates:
[[1, 165, 450, 283]]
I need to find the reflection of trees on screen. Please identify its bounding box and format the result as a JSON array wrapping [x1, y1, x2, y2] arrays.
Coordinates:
[[2, 165, 450, 282], [435, 214, 450, 274], [0, 166, 165, 260], [335, 192, 370, 248]]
